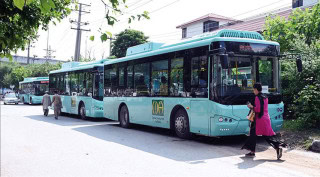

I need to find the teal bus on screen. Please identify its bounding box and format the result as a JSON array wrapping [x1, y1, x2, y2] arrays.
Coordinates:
[[103, 29, 284, 138], [19, 77, 49, 104], [49, 60, 105, 119]]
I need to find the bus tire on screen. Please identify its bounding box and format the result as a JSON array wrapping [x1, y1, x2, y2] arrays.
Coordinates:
[[79, 103, 87, 120], [174, 109, 192, 139], [22, 97, 26, 104], [119, 105, 130, 128]]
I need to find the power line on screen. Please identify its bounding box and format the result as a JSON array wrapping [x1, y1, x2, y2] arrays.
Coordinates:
[[146, 2, 292, 41], [230, 0, 288, 18], [125, 0, 153, 13], [149, 0, 180, 14]]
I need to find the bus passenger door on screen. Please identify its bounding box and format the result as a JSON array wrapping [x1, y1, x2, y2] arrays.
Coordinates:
[[70, 92, 77, 114]]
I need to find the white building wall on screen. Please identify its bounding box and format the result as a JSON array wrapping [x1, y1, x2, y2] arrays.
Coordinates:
[[186, 23, 203, 38], [184, 20, 233, 39]]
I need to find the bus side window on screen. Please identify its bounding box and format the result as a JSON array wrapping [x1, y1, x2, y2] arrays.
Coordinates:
[[134, 63, 150, 96], [170, 57, 184, 97], [126, 65, 134, 96], [151, 60, 168, 96], [190, 47, 208, 98], [104, 68, 112, 96]]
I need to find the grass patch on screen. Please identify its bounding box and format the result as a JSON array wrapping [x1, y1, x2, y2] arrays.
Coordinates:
[[302, 139, 313, 150], [283, 119, 310, 131], [281, 119, 320, 151]]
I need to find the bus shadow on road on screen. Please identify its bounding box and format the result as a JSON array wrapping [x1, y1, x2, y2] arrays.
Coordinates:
[[72, 123, 271, 162], [24, 114, 113, 126]]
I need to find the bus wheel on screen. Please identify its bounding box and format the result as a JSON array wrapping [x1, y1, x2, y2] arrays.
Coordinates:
[[174, 109, 192, 139], [79, 104, 87, 120], [119, 105, 130, 128]]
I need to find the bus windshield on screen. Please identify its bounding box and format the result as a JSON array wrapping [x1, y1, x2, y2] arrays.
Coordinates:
[[212, 55, 280, 105], [34, 82, 49, 96]]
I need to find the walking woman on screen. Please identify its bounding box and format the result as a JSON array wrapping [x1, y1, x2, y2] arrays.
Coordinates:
[[242, 83, 286, 159]]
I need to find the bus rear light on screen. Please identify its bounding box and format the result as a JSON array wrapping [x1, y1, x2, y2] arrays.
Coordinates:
[[219, 117, 223, 122], [224, 118, 228, 122]]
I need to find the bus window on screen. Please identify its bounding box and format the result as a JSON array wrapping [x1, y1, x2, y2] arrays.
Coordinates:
[[119, 67, 125, 87], [190, 55, 208, 97], [111, 65, 117, 95], [104, 68, 112, 96], [49, 75, 56, 94], [87, 72, 93, 96], [65, 73, 70, 95], [70, 72, 78, 94], [118, 66, 125, 96], [152, 60, 168, 96], [126, 65, 134, 96], [79, 72, 85, 96], [170, 57, 184, 96], [134, 63, 150, 96], [258, 58, 273, 88]]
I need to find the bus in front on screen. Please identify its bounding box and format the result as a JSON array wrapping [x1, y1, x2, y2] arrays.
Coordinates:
[[103, 29, 284, 138]]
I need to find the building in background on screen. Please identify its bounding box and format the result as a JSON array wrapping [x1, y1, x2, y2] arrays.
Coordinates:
[[0, 55, 65, 65]]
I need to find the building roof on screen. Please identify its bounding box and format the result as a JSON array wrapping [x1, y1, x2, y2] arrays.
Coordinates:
[[217, 6, 292, 32], [215, 3, 317, 32], [176, 13, 238, 29]]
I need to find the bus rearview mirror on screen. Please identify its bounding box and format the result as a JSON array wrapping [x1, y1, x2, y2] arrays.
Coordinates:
[[296, 58, 302, 72], [220, 54, 228, 69]]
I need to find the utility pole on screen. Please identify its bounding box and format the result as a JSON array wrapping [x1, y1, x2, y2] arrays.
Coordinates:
[[27, 40, 30, 64], [43, 45, 56, 59], [109, 37, 113, 56], [43, 28, 56, 59], [71, 3, 91, 62]]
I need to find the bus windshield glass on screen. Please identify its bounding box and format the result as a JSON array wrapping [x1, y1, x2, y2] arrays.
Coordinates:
[[34, 81, 49, 96], [212, 54, 280, 105]]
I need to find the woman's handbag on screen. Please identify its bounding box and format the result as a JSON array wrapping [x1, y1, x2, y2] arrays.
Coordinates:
[[247, 110, 255, 122]]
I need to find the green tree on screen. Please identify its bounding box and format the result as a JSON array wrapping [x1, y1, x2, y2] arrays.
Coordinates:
[[263, 4, 320, 52], [0, 63, 14, 88], [1, 62, 62, 89], [111, 29, 149, 58], [0, 0, 72, 59], [263, 4, 320, 129], [26, 62, 62, 77]]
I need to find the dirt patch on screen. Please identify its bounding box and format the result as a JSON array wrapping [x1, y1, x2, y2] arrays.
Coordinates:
[[279, 129, 320, 152]]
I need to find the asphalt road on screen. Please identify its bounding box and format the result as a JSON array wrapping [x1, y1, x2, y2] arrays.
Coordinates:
[[1, 103, 320, 177]]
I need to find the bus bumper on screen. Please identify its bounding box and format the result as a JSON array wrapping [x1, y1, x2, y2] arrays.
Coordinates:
[[210, 116, 250, 136]]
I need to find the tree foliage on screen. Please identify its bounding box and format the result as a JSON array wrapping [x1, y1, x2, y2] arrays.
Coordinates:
[[0, 0, 149, 61], [263, 4, 320, 52], [0, 0, 72, 59], [263, 4, 320, 129], [0, 62, 61, 89], [111, 29, 149, 58]]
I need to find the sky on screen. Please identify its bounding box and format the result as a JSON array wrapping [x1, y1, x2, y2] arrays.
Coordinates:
[[15, 0, 292, 61]]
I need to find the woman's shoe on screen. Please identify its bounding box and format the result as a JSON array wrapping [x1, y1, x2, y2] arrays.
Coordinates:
[[277, 148, 283, 160], [245, 152, 255, 157], [280, 143, 287, 148]]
